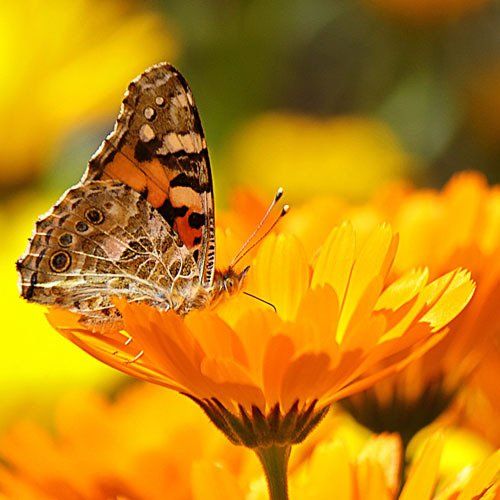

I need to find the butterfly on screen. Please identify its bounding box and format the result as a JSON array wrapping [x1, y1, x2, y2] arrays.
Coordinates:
[[17, 62, 285, 323]]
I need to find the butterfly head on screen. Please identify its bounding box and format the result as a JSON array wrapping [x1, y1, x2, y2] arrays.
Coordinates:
[[220, 265, 250, 295], [210, 265, 250, 307]]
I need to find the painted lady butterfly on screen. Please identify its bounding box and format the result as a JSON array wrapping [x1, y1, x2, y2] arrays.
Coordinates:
[[17, 63, 285, 322]]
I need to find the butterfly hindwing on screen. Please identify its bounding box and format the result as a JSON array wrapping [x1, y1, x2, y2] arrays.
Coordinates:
[[85, 62, 216, 288], [17, 180, 203, 321]]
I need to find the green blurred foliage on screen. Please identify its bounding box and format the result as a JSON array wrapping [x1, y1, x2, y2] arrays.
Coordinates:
[[161, 0, 499, 187], [6, 0, 497, 201]]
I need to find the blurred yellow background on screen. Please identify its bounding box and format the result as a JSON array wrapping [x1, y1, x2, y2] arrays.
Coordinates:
[[0, 0, 498, 440]]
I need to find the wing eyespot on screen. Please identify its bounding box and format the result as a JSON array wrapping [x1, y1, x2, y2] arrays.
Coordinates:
[[58, 233, 73, 247], [85, 208, 105, 225], [76, 221, 89, 233], [50, 251, 72, 272]]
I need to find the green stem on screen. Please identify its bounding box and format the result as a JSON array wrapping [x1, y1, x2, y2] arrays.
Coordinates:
[[255, 444, 291, 500]]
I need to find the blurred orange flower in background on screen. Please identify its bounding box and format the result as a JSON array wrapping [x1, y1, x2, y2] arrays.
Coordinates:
[[0, 384, 250, 499], [198, 431, 499, 499], [459, 346, 500, 447], [0, 0, 178, 189], [1, 382, 497, 499], [333, 173, 500, 442], [224, 113, 413, 202]]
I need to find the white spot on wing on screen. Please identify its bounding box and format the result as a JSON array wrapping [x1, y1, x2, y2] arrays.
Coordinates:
[[152, 74, 172, 88], [159, 132, 183, 153], [144, 107, 155, 120], [139, 124, 155, 142], [157, 132, 203, 154], [175, 93, 189, 107]]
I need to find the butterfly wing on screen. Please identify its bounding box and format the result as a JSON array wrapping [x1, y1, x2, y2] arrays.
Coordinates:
[[85, 62, 216, 289], [17, 180, 204, 322]]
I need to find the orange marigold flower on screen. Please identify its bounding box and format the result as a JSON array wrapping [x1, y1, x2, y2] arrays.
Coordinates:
[[194, 433, 404, 500], [399, 433, 499, 500], [458, 345, 500, 447], [2, 382, 496, 499], [0, 384, 251, 499], [337, 172, 499, 443], [46, 221, 474, 462], [195, 431, 499, 499]]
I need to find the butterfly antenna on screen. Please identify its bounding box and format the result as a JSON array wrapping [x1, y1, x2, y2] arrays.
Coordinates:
[[231, 204, 289, 267], [231, 187, 286, 266], [243, 292, 277, 313]]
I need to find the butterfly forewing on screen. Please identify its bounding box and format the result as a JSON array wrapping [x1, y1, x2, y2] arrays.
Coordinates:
[[85, 62, 216, 288]]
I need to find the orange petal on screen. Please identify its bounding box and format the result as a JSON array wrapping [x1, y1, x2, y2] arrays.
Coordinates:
[[456, 450, 500, 500], [399, 432, 444, 500], [294, 440, 354, 499], [329, 329, 447, 402], [356, 458, 392, 500], [247, 233, 310, 321], [280, 352, 331, 411], [311, 221, 355, 303], [294, 285, 340, 353], [376, 268, 429, 311], [191, 461, 243, 500], [186, 312, 248, 366], [234, 310, 282, 378], [341, 276, 384, 344], [420, 269, 476, 331], [358, 434, 402, 495], [201, 358, 266, 410], [263, 334, 295, 407], [338, 224, 398, 340]]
